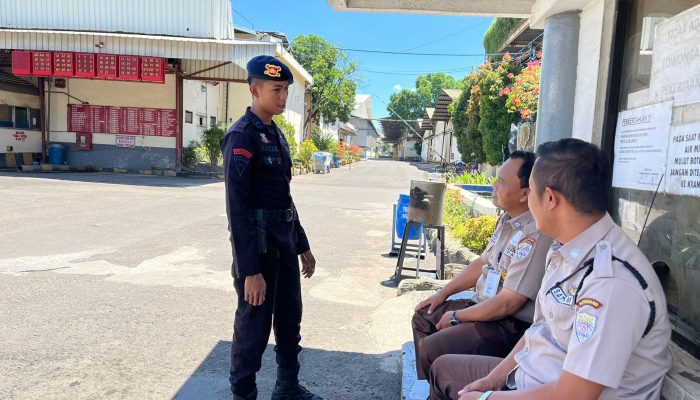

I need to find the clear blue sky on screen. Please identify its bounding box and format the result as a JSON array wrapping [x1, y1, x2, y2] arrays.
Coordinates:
[[231, 1, 493, 119]]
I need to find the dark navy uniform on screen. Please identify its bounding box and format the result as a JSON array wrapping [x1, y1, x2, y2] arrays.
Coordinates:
[[223, 56, 314, 399]]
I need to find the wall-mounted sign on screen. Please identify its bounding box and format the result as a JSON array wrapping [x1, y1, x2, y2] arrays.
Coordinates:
[[612, 101, 674, 191], [115, 135, 136, 148], [666, 121, 700, 197], [12, 50, 166, 83], [649, 4, 700, 105], [67, 104, 176, 137]]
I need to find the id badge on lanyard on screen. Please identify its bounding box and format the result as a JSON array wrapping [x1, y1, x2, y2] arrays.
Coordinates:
[[483, 267, 500, 298]]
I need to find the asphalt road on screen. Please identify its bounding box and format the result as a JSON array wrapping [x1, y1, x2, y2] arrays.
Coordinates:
[[0, 159, 432, 400]]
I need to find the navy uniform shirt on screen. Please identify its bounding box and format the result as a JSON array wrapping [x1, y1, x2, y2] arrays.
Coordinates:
[[221, 107, 310, 278]]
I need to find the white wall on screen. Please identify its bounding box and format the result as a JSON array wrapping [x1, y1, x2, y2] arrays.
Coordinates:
[[183, 80, 220, 146], [47, 74, 176, 149]]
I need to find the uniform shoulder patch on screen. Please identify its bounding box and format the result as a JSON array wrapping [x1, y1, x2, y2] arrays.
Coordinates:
[[575, 311, 597, 343], [233, 148, 253, 159], [576, 298, 603, 309], [516, 237, 536, 260]]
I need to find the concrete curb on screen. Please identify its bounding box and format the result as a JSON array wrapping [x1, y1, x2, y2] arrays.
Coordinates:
[[17, 164, 179, 177]]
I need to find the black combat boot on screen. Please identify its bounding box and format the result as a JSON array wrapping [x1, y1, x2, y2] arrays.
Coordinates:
[[232, 387, 257, 400], [270, 368, 323, 400]]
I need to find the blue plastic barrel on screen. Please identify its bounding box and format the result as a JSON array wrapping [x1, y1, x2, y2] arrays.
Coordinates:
[[396, 194, 421, 240], [47, 143, 66, 165]]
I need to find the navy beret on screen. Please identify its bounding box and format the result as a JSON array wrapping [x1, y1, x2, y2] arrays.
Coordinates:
[[246, 55, 294, 84]]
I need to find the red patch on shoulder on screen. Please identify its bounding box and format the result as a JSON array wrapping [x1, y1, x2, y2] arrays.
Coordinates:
[[233, 148, 253, 159]]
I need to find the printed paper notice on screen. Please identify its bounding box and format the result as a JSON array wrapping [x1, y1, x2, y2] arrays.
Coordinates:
[[612, 101, 673, 191], [666, 121, 700, 197]]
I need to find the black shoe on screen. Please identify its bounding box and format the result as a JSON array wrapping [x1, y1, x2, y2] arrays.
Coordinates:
[[270, 382, 323, 400], [232, 388, 257, 400]]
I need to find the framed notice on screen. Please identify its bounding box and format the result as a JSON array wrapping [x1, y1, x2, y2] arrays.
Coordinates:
[[140, 57, 165, 83], [11, 51, 31, 75], [666, 121, 700, 197], [31, 51, 53, 76], [75, 53, 96, 78], [53, 52, 75, 77], [115, 135, 136, 148], [118, 55, 140, 81], [96, 54, 118, 79], [67, 104, 91, 133], [612, 101, 674, 191]]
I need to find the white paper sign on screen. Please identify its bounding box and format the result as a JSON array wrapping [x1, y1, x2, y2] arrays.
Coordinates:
[[649, 5, 700, 105], [612, 101, 673, 191], [665, 121, 700, 197], [116, 135, 136, 148]]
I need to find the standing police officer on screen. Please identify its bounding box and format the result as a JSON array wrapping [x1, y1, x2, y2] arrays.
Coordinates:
[[222, 55, 322, 400]]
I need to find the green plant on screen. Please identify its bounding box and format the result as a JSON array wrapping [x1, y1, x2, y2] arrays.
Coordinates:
[[311, 128, 338, 153], [448, 172, 497, 185], [201, 124, 226, 166], [455, 215, 499, 253], [500, 60, 541, 120], [298, 139, 318, 167], [183, 140, 200, 169], [483, 18, 526, 58], [273, 115, 298, 159], [443, 189, 473, 228], [478, 56, 520, 165]]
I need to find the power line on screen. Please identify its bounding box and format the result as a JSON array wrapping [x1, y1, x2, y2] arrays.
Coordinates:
[[290, 41, 503, 58], [233, 8, 255, 30], [400, 20, 491, 52]]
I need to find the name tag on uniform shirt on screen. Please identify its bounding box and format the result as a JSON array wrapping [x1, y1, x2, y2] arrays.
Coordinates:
[[483, 268, 501, 298], [509, 231, 524, 246], [550, 286, 574, 306], [503, 248, 515, 258]]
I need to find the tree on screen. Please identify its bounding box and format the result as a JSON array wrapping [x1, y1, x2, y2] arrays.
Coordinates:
[[387, 89, 424, 121], [416, 73, 461, 107], [200, 124, 226, 166], [477, 56, 520, 165], [291, 34, 358, 136], [272, 115, 298, 158], [451, 74, 486, 163]]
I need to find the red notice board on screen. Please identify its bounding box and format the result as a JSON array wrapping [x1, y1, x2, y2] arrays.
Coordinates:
[[118, 55, 140, 81], [96, 54, 118, 79], [31, 52, 53, 76], [11, 51, 31, 75], [75, 53, 96, 78], [67, 104, 91, 133], [140, 57, 165, 83], [53, 52, 75, 77]]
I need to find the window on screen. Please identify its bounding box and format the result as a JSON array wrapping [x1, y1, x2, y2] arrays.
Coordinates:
[[0, 105, 11, 128], [29, 108, 40, 130], [185, 111, 193, 124], [210, 116, 216, 127], [14, 107, 29, 129], [610, 0, 700, 357], [198, 116, 205, 127]]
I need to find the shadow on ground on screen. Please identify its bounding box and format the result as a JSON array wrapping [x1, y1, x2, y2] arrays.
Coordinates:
[[172, 341, 400, 400]]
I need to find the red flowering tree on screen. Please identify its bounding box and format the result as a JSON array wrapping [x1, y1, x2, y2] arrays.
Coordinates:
[[499, 59, 541, 120]]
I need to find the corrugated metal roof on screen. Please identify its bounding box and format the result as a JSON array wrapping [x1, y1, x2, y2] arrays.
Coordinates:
[[0, 0, 234, 40], [0, 29, 314, 84], [433, 89, 462, 121]]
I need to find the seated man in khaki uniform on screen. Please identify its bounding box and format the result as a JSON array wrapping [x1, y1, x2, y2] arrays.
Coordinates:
[[430, 138, 673, 400], [412, 151, 553, 380]]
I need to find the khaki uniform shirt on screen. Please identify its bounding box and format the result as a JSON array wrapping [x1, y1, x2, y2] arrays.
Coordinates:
[[474, 210, 553, 323], [514, 213, 673, 399]]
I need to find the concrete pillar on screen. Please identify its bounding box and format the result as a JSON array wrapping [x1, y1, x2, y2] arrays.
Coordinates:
[[535, 11, 581, 146]]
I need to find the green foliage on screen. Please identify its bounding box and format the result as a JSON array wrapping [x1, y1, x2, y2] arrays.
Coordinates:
[[477, 58, 520, 165], [298, 139, 318, 166], [273, 115, 298, 158], [416, 73, 461, 107], [454, 216, 499, 253], [183, 140, 200, 169], [448, 172, 496, 185], [451, 74, 486, 163], [443, 188, 498, 253], [387, 89, 424, 121], [483, 18, 526, 57], [291, 34, 357, 127], [311, 128, 338, 154], [201, 124, 226, 166]]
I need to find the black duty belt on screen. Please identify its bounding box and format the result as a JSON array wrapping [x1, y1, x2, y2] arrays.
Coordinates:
[[251, 208, 298, 223]]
